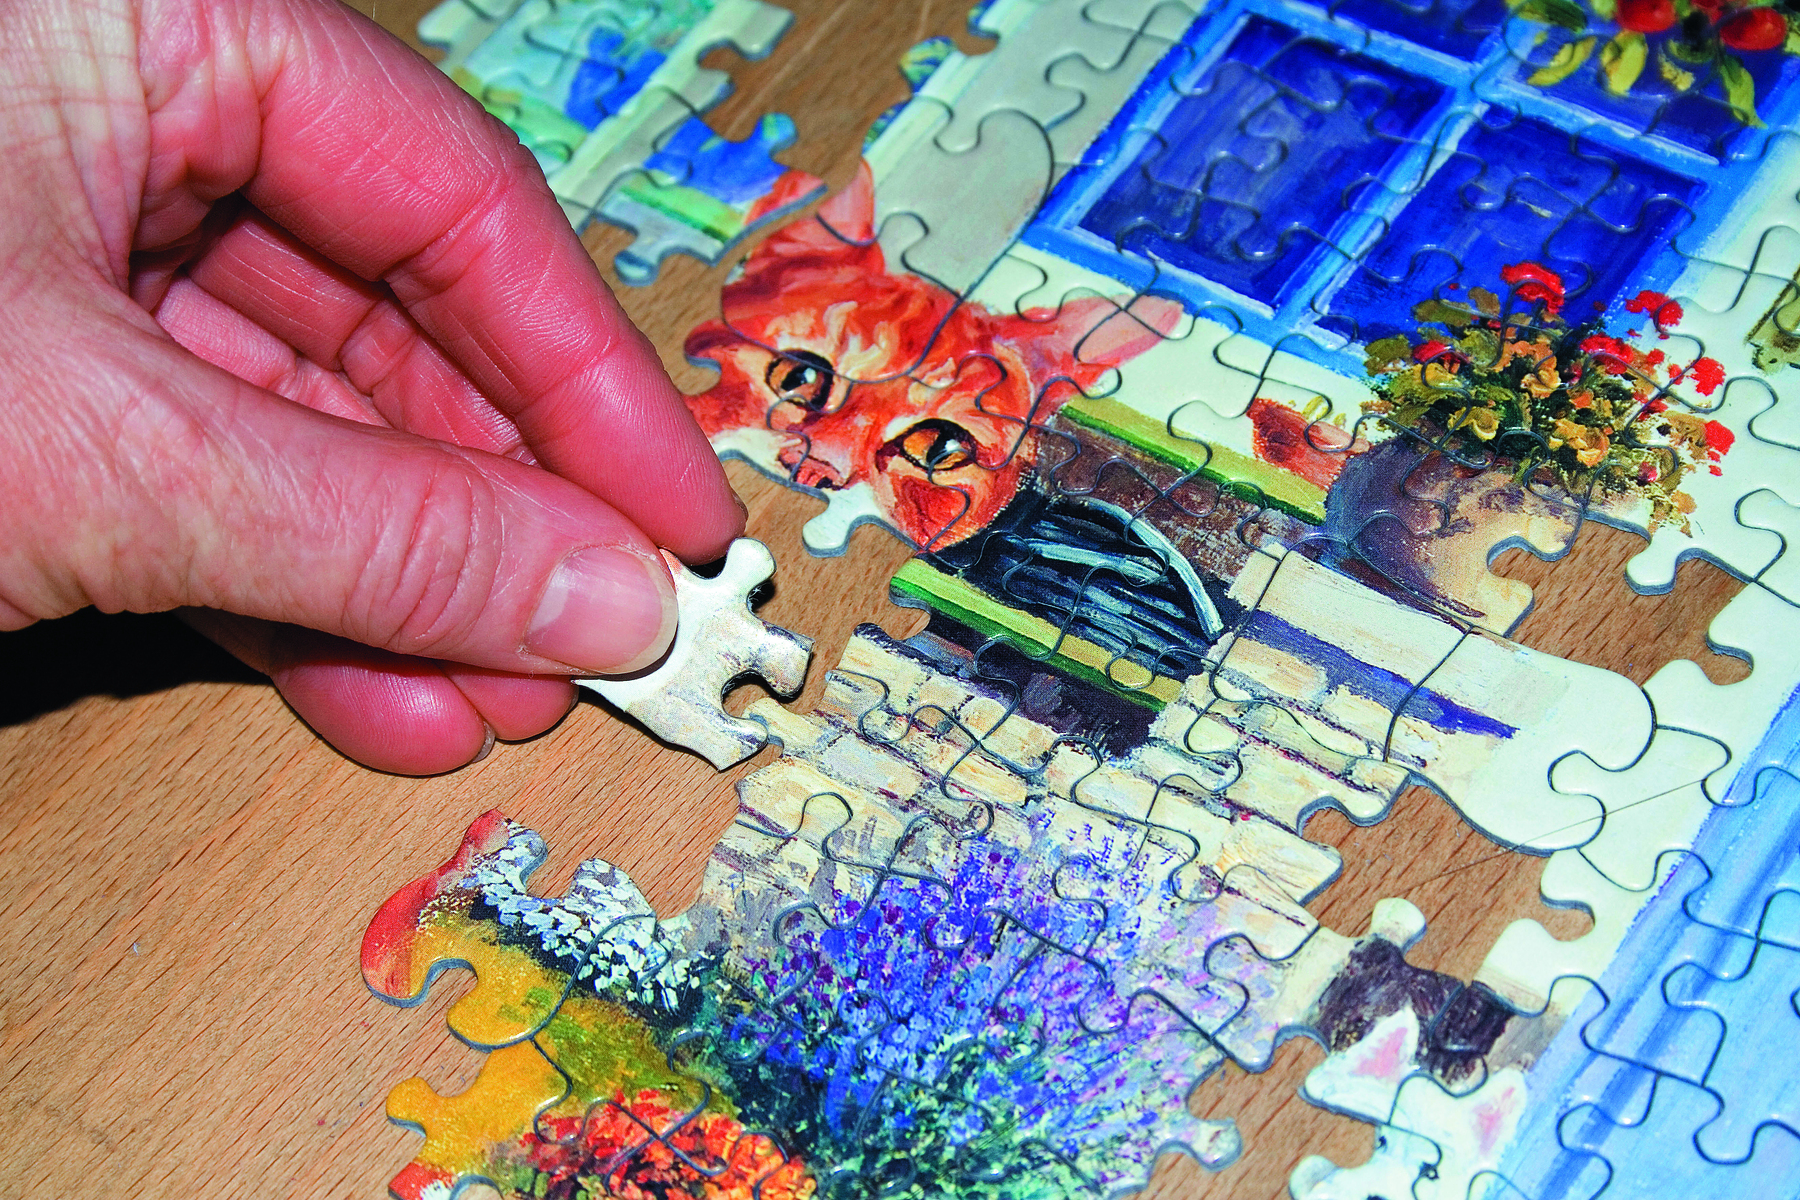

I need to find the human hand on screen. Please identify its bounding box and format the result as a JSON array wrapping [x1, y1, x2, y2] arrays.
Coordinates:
[[0, 0, 745, 774]]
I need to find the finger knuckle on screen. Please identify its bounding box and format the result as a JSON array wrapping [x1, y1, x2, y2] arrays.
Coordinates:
[[351, 456, 502, 657]]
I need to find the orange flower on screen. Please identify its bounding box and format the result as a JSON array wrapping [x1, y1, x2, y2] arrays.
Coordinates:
[[1550, 418, 1609, 467]]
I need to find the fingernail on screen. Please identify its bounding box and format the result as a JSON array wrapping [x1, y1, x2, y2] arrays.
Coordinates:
[[472, 725, 496, 764], [527, 548, 676, 675]]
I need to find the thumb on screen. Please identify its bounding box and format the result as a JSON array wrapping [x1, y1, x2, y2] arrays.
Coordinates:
[[6, 313, 679, 676]]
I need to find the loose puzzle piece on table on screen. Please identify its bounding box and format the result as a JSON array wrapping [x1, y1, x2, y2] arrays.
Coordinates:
[[418, 0, 825, 282], [366, 0, 1800, 1197]]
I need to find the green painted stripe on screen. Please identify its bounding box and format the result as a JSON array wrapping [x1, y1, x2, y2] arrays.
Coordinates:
[[1060, 396, 1327, 524], [614, 178, 743, 242], [890, 561, 1181, 710]]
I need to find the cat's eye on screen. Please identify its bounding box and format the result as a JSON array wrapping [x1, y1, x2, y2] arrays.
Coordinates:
[[890, 420, 978, 473], [765, 350, 835, 411]]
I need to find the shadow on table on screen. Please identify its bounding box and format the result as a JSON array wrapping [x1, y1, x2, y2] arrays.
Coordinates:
[[0, 609, 262, 726]]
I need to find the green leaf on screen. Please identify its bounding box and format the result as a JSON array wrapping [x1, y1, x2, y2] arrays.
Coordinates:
[[1469, 286, 1502, 317], [1786, 26, 1800, 55], [1665, 37, 1714, 63], [1364, 335, 1414, 373], [1530, 35, 1599, 85], [1719, 53, 1765, 126], [1413, 298, 1476, 328], [1512, 0, 1590, 29], [1599, 31, 1648, 95], [1656, 46, 1696, 91], [1589, 0, 1617, 18]]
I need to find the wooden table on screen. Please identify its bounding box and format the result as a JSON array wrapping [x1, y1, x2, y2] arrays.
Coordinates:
[[0, 2, 1756, 1196]]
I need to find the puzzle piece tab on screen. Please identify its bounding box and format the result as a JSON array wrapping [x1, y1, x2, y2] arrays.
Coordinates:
[[579, 538, 812, 769]]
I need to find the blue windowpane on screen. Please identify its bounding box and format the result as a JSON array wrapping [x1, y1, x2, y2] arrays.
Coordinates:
[[1076, 18, 1445, 306], [1318, 113, 1703, 341], [1512, 28, 1800, 157], [1327, 0, 1506, 58]]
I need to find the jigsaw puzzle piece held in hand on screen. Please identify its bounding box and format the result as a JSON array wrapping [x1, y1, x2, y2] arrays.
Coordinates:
[[580, 538, 813, 769]]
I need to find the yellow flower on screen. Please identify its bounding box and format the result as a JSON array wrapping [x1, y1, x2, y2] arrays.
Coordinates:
[[1451, 405, 1500, 439], [1551, 417, 1609, 467], [1522, 357, 1561, 399], [1496, 337, 1554, 373], [1422, 361, 1461, 389]]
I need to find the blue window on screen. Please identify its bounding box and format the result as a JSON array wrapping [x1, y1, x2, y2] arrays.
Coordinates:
[[1026, 0, 1790, 373], [1317, 113, 1705, 341], [1076, 18, 1444, 307], [1326, 0, 1506, 59]]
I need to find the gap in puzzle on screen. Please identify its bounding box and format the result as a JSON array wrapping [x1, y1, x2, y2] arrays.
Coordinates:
[[363, 0, 1800, 1196]]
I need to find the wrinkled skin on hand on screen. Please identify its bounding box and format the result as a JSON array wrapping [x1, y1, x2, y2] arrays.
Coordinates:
[[0, 0, 744, 774]]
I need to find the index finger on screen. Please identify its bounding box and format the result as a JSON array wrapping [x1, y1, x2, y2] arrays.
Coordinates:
[[142, 0, 742, 562]]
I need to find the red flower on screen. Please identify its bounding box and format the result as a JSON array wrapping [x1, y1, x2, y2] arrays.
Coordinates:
[[1414, 339, 1454, 363], [1616, 0, 1678, 30], [1639, 461, 1661, 483], [1675, 357, 1727, 395], [1625, 290, 1685, 329], [1722, 7, 1788, 50], [1580, 334, 1634, 375], [1501, 261, 1566, 315], [1642, 397, 1668, 414], [1704, 419, 1736, 458]]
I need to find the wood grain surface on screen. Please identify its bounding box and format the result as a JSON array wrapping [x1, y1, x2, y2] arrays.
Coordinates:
[[0, 2, 1755, 1197]]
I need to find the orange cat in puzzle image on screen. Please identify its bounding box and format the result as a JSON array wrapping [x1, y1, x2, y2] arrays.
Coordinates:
[[683, 162, 1183, 549]]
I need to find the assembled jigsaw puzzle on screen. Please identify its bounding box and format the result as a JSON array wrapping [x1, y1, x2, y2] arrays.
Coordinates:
[[365, 0, 1800, 1196], [418, 0, 825, 281]]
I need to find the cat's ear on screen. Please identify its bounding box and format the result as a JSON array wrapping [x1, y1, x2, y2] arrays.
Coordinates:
[[993, 294, 1185, 381], [681, 322, 779, 438], [815, 159, 877, 245], [738, 159, 882, 276]]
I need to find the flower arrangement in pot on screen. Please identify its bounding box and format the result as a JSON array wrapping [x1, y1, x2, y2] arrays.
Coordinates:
[[1360, 262, 1731, 533], [1320, 263, 1731, 631]]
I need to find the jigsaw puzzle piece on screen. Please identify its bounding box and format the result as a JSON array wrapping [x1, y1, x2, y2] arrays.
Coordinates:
[[420, 0, 815, 282], [1320, 430, 1583, 636], [911, 0, 1183, 160], [1737, 488, 1800, 606], [1551, 725, 1728, 893], [1640, 582, 1800, 805], [363, 811, 615, 1048], [685, 176, 1186, 555], [363, 807, 698, 1041], [1476, 850, 1715, 1018], [592, 111, 825, 285], [1676, 756, 1800, 944], [1619, 244, 1800, 594], [579, 538, 812, 769], [1215, 546, 1645, 851], [1289, 1125, 1446, 1200], [382, 1034, 577, 1200], [1296, 1043, 1533, 1194], [1662, 939, 1800, 1162], [1317, 112, 1697, 346], [1534, 1074, 1729, 1200]]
